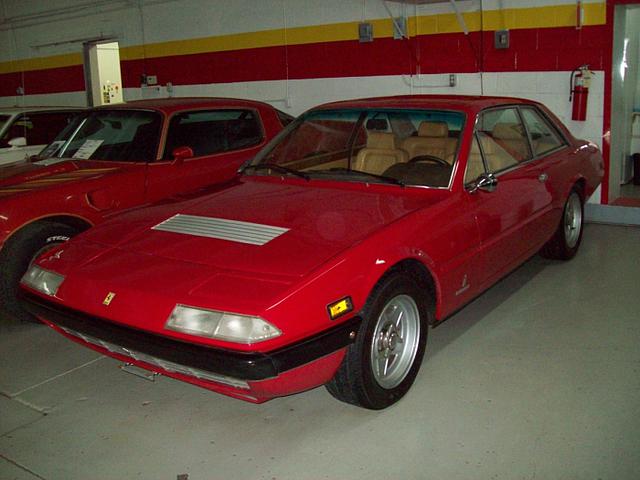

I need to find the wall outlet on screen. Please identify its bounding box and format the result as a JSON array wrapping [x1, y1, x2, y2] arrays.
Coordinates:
[[495, 30, 510, 49]]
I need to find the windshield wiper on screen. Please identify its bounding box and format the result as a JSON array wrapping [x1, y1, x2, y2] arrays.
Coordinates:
[[317, 167, 405, 187], [242, 163, 310, 181]]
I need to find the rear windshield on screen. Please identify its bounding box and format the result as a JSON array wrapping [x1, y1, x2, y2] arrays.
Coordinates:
[[49, 110, 161, 162]]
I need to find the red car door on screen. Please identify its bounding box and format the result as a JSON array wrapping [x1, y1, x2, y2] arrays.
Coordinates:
[[145, 109, 268, 202], [518, 106, 574, 242], [464, 107, 553, 290]]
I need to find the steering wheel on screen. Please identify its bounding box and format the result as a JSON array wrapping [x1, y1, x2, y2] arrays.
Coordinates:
[[409, 155, 449, 167]]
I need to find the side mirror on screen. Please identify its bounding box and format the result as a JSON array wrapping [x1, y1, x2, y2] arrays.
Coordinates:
[[172, 146, 194, 164], [8, 137, 27, 148], [469, 173, 498, 194]]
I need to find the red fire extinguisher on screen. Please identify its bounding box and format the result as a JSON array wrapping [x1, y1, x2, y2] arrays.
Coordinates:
[[570, 65, 593, 121]]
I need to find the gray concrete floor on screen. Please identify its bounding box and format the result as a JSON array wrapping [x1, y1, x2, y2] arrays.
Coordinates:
[[1, 224, 639, 480]]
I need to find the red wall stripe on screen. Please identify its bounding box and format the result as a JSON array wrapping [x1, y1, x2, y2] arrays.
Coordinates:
[[0, 25, 610, 97], [0, 65, 85, 98]]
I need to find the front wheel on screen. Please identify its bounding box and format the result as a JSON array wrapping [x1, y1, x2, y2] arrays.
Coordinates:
[[0, 221, 77, 323], [325, 272, 430, 409], [541, 188, 584, 260]]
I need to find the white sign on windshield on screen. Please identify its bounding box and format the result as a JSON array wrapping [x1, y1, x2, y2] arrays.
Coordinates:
[[39, 140, 65, 159], [72, 139, 104, 159]]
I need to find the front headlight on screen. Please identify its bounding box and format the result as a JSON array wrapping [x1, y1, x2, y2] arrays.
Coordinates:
[[165, 304, 282, 344], [21, 265, 65, 296]]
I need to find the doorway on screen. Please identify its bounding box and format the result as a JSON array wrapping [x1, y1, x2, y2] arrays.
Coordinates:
[[609, 4, 640, 206], [83, 41, 124, 107]]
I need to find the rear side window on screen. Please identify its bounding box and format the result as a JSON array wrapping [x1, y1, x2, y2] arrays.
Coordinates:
[[475, 108, 531, 172], [520, 107, 565, 157], [163, 109, 263, 159]]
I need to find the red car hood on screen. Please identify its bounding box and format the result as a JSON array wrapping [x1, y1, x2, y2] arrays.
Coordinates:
[[0, 158, 123, 194], [86, 179, 441, 279]]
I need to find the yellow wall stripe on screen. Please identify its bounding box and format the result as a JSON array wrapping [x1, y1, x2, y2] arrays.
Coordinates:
[[0, 2, 606, 75]]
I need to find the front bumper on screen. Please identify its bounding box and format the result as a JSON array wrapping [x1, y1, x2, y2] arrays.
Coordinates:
[[20, 291, 361, 399]]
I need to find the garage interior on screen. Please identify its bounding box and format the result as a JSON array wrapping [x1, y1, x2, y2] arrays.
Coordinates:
[[1, 1, 640, 479]]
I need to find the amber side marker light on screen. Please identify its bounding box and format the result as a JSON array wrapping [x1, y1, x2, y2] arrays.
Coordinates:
[[327, 296, 353, 320]]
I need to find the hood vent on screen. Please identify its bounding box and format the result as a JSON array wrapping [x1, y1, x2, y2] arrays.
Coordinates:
[[152, 214, 289, 246]]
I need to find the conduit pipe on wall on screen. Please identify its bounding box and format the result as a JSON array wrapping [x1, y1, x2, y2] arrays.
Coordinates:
[[1, 0, 118, 26], [449, 0, 469, 35], [0, 0, 174, 31], [263, 0, 291, 108], [382, 0, 409, 40], [397, 0, 459, 90]]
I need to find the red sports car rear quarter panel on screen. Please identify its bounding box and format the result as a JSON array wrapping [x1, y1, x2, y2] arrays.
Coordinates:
[[0, 161, 143, 243]]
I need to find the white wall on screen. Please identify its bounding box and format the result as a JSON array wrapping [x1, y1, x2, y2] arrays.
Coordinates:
[[122, 70, 604, 145], [0, 0, 608, 203], [0, 0, 606, 63]]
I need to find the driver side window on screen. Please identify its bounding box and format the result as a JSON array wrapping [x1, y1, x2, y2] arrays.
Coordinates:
[[475, 107, 531, 173]]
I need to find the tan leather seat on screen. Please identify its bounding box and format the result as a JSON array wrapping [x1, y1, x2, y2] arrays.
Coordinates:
[[492, 123, 530, 161], [353, 132, 408, 175], [402, 121, 458, 163], [478, 132, 518, 172]]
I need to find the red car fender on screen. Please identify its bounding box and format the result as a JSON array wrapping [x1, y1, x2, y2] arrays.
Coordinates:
[[260, 237, 441, 349], [1, 210, 96, 249], [342, 245, 441, 319]]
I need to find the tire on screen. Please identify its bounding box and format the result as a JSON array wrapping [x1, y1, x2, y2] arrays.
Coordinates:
[[0, 221, 77, 323], [325, 272, 430, 409], [540, 188, 584, 260]]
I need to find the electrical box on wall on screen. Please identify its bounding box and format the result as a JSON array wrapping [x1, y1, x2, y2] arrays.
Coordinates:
[[359, 22, 373, 43], [495, 30, 510, 49], [101, 80, 122, 104]]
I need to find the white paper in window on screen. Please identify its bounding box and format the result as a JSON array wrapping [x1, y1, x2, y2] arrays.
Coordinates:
[[72, 139, 104, 159], [39, 140, 65, 159]]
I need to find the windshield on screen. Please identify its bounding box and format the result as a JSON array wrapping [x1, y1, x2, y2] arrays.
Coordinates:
[[245, 108, 465, 188], [44, 110, 161, 162]]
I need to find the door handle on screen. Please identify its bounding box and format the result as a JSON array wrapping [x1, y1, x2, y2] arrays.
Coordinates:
[[538, 173, 548, 183]]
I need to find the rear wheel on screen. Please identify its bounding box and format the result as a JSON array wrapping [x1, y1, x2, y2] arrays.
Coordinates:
[[541, 188, 584, 260], [0, 221, 77, 323], [326, 272, 430, 409]]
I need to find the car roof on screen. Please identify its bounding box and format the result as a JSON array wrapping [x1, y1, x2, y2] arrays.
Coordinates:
[[93, 97, 275, 115], [0, 106, 84, 115], [313, 95, 539, 115]]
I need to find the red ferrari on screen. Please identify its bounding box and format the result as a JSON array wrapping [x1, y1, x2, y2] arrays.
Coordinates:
[[20, 95, 603, 409], [0, 98, 290, 321]]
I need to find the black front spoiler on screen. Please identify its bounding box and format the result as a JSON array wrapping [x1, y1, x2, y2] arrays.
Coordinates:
[[20, 291, 360, 382]]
